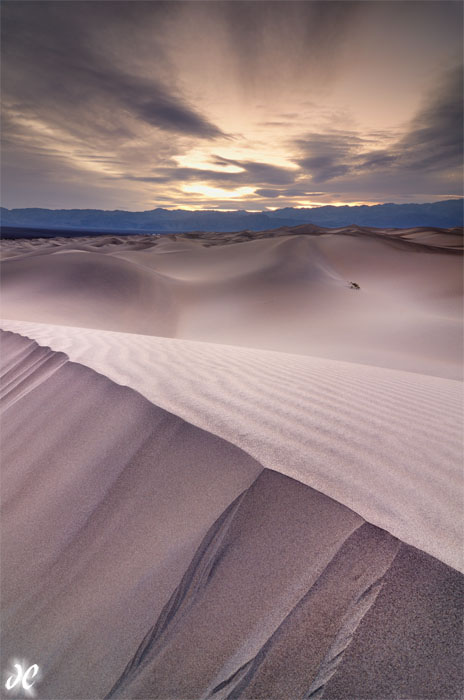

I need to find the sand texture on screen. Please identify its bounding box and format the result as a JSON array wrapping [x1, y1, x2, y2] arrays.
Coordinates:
[[1, 320, 462, 574], [1, 226, 463, 698], [1, 331, 262, 698], [109, 473, 463, 700], [2, 335, 462, 699]]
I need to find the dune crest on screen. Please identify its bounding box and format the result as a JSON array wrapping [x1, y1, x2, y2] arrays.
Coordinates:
[[2, 334, 462, 698], [1, 321, 462, 574], [1, 330, 263, 698]]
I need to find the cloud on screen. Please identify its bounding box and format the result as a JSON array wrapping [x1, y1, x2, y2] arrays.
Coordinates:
[[1, 2, 462, 209], [212, 158, 297, 185], [1, 2, 224, 145], [255, 189, 281, 198], [127, 159, 297, 188], [80, 67, 226, 139], [368, 65, 463, 173], [216, 1, 362, 91], [292, 66, 463, 187], [254, 188, 331, 199], [294, 132, 367, 183]]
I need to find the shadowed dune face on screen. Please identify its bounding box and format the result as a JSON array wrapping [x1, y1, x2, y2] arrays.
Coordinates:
[[0, 331, 262, 699], [1, 228, 462, 377], [0, 250, 177, 336], [321, 544, 464, 699], [109, 470, 463, 700]]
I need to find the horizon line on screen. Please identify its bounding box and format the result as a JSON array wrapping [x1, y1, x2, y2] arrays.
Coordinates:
[[1, 197, 463, 214]]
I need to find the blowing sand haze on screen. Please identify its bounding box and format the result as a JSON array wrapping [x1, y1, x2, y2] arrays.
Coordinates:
[[1, 0, 463, 698]]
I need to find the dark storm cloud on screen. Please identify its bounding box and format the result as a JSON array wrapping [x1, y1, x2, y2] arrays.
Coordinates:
[[1, 1, 224, 143]]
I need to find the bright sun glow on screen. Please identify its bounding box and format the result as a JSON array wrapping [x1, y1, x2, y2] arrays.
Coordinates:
[[182, 184, 255, 199]]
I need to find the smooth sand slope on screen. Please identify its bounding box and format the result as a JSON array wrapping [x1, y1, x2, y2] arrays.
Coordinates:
[[1, 227, 462, 378], [1, 332, 462, 699], [2, 319, 462, 574]]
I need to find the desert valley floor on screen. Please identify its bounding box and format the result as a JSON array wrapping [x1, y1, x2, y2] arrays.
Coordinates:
[[0, 224, 463, 699]]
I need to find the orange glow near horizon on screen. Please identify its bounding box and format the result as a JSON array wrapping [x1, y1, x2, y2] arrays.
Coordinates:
[[294, 200, 383, 208], [182, 184, 255, 199]]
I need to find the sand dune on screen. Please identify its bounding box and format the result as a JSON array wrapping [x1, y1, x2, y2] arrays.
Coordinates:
[[1, 227, 462, 698], [1, 330, 262, 698], [1, 228, 461, 377], [108, 472, 398, 699], [1, 224, 462, 260], [109, 472, 463, 700], [1, 332, 462, 699], [2, 320, 462, 574]]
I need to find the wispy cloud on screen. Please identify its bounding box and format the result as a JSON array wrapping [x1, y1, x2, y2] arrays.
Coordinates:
[[2, 1, 225, 149], [126, 159, 297, 188], [291, 66, 463, 188], [376, 65, 463, 173], [294, 132, 366, 183]]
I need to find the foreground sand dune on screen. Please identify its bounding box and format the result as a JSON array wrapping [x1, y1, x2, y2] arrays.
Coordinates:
[[1, 331, 261, 698], [1, 332, 462, 699], [2, 320, 462, 574], [110, 476, 462, 700]]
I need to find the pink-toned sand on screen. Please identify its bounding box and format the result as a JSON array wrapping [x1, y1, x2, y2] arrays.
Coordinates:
[[1, 226, 463, 698]]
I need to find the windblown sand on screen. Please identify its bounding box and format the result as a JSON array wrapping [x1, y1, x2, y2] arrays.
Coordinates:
[[1, 226, 463, 699]]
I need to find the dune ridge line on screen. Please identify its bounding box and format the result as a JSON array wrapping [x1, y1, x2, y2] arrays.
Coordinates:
[[1, 321, 462, 574]]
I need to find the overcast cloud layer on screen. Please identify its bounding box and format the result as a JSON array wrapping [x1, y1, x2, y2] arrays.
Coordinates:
[[1, 1, 462, 210]]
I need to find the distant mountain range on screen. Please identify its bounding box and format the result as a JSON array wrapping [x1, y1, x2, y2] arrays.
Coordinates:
[[1, 199, 463, 234]]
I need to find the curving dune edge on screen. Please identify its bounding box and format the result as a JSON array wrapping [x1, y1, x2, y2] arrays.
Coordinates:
[[1, 320, 462, 574], [1, 330, 462, 699]]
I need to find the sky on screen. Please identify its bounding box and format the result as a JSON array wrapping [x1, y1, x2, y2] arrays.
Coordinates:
[[1, 0, 463, 211]]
